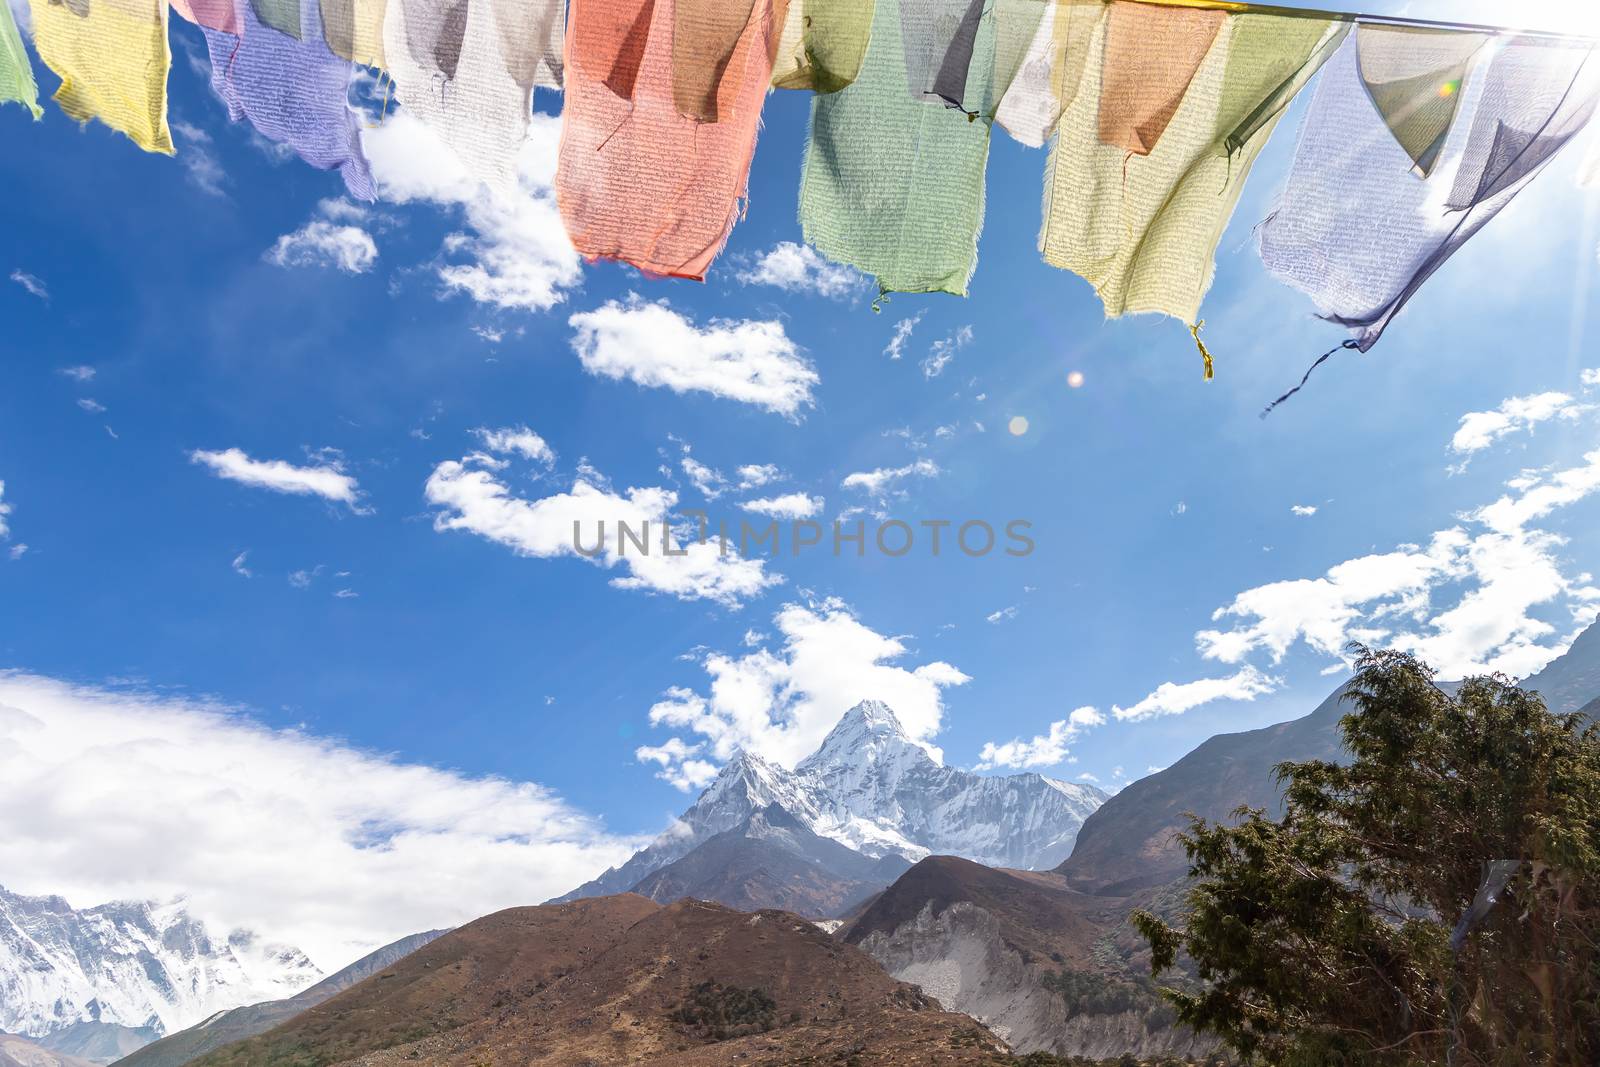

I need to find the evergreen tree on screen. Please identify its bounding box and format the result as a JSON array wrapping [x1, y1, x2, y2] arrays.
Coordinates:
[[1135, 646, 1600, 1066]]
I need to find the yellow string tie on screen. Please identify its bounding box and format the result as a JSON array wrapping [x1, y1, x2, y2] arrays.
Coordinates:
[[1190, 320, 1215, 381]]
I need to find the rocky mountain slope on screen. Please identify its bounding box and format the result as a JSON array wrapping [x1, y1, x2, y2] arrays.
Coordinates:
[[844, 857, 1212, 1060], [1060, 620, 1600, 894], [185, 896, 1012, 1067], [560, 700, 1107, 907], [1057, 685, 1350, 894], [111, 931, 447, 1067], [628, 804, 911, 918], [0, 886, 320, 1059]]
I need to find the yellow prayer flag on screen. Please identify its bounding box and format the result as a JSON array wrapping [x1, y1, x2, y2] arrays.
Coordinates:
[[1041, 6, 1346, 322], [29, 0, 173, 153]]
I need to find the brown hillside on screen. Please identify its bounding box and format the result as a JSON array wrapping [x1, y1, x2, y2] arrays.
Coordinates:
[[193, 895, 1009, 1067], [190, 895, 660, 1067], [844, 856, 1104, 969]]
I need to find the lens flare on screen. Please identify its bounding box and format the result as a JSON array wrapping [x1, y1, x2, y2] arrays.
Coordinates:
[[1008, 416, 1029, 436], [1067, 371, 1085, 389]]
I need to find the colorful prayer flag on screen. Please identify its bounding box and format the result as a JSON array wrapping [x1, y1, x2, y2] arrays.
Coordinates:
[[29, 0, 173, 152], [1042, 5, 1347, 321], [799, 0, 996, 296], [1260, 32, 1600, 351], [556, 0, 787, 280], [204, 0, 374, 198], [0, 0, 41, 119], [384, 0, 563, 192]]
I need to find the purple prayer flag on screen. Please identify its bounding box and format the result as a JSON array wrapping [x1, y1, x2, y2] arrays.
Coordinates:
[[204, 0, 375, 200]]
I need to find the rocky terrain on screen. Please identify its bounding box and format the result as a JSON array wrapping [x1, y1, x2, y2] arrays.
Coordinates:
[[182, 896, 1016, 1067]]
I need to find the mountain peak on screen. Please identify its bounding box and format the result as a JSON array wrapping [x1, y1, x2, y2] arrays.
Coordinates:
[[839, 699, 905, 733]]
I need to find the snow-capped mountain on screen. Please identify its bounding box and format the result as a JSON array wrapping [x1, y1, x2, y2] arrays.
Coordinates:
[[559, 699, 1108, 902], [0, 885, 321, 1047]]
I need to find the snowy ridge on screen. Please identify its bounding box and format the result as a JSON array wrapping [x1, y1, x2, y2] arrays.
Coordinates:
[[560, 700, 1108, 902], [0, 886, 321, 1041]]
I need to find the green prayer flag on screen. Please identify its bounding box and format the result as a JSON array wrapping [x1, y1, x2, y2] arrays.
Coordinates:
[[798, 0, 996, 297], [0, 0, 41, 119]]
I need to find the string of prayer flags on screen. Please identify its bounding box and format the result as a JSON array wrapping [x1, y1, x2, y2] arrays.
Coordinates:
[[799, 0, 997, 297], [1355, 24, 1486, 177], [1041, 3, 1347, 323], [770, 0, 874, 94], [384, 0, 563, 193], [556, 0, 787, 280], [204, 0, 374, 199], [1259, 32, 1600, 353], [0, 0, 40, 119], [993, 0, 1102, 147], [321, 0, 388, 68], [28, 0, 172, 152]]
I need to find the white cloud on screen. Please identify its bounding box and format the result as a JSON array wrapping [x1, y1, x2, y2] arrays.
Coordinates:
[[569, 295, 818, 418], [976, 707, 1103, 770], [986, 605, 1018, 624], [0, 480, 10, 539], [172, 121, 226, 197], [1196, 447, 1600, 680], [640, 599, 970, 779], [333, 589, 359, 599], [190, 448, 366, 511], [231, 551, 253, 579], [472, 425, 554, 465], [740, 493, 823, 520], [266, 220, 378, 274], [1291, 504, 1318, 517], [8, 544, 26, 561], [0, 672, 634, 969], [425, 452, 779, 608], [883, 313, 923, 360], [1450, 391, 1589, 456], [681, 455, 728, 499], [58, 366, 95, 383], [736, 242, 862, 300], [635, 738, 717, 792], [921, 325, 973, 379], [9, 270, 46, 300], [1582, 368, 1600, 388], [840, 458, 940, 500], [735, 464, 781, 490], [363, 111, 581, 311], [1112, 666, 1277, 722], [317, 198, 369, 223], [77, 398, 106, 414]]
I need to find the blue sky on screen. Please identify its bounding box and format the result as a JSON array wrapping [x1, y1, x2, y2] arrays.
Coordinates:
[[2, 0, 1600, 966]]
